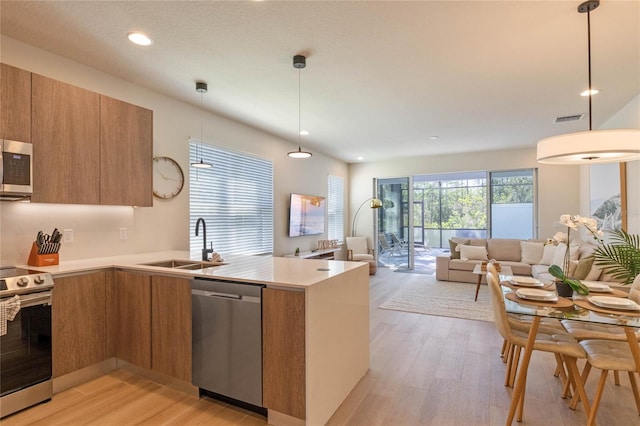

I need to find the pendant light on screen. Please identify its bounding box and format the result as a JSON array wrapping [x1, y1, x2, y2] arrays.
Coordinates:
[[536, 0, 640, 164], [191, 81, 212, 168], [288, 55, 312, 159]]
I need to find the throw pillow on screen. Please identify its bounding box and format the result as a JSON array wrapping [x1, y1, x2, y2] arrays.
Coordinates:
[[449, 238, 469, 260], [573, 256, 595, 280], [551, 243, 580, 268], [584, 262, 603, 281], [539, 244, 557, 266], [457, 244, 488, 261], [520, 241, 544, 265]]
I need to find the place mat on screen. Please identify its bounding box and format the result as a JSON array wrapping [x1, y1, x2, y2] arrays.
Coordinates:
[[505, 292, 574, 308], [574, 299, 640, 317], [502, 282, 554, 291], [586, 288, 629, 298], [502, 282, 628, 298]]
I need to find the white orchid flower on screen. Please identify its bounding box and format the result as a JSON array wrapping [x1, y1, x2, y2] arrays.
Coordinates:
[[553, 231, 568, 243]]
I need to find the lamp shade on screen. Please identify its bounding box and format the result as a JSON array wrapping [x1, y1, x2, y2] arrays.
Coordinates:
[[537, 129, 640, 164]]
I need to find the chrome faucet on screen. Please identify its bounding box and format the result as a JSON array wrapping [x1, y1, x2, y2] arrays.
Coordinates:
[[195, 217, 214, 261]]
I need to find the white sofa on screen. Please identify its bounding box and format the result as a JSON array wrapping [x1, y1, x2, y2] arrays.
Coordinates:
[[435, 237, 619, 287]]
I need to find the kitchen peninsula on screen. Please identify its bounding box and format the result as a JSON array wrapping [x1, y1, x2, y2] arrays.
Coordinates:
[[27, 252, 370, 426]]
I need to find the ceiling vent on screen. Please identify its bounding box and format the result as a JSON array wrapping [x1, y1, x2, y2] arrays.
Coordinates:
[[554, 114, 584, 123]]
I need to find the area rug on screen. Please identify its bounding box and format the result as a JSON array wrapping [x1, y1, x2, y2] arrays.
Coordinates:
[[379, 277, 494, 322]]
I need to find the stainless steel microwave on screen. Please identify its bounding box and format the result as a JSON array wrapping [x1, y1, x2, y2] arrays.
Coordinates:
[[1, 139, 32, 201]]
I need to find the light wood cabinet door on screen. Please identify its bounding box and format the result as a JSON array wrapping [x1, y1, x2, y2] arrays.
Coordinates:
[[115, 271, 151, 370], [151, 275, 192, 382], [0, 63, 31, 142], [31, 74, 100, 204], [52, 272, 107, 378], [263, 288, 306, 420], [100, 96, 153, 206]]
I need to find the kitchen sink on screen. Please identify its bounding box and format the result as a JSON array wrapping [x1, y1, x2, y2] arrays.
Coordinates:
[[140, 259, 226, 270]]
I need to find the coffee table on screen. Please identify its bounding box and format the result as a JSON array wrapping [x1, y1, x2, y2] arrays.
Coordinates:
[[472, 263, 512, 301]]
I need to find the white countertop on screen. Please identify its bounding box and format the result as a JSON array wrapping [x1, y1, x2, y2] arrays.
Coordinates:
[[20, 251, 366, 289]]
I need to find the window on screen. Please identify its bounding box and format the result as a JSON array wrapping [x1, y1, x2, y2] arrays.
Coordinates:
[[327, 174, 344, 242], [490, 169, 536, 239], [189, 141, 273, 256]]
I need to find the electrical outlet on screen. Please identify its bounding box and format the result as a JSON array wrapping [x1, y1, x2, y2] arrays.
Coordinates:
[[63, 229, 74, 243], [119, 228, 128, 240]]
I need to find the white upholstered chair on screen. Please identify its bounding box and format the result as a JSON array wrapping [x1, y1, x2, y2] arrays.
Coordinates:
[[346, 237, 374, 261]]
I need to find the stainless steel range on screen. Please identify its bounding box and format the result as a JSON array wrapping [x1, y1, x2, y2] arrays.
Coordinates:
[[0, 267, 54, 418]]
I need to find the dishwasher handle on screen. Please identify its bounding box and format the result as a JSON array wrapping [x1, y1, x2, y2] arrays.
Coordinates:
[[191, 288, 260, 303]]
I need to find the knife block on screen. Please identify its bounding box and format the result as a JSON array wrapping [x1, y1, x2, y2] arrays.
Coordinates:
[[27, 242, 59, 267]]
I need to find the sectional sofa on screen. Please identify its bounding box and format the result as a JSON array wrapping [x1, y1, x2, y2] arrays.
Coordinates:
[[435, 237, 617, 286]]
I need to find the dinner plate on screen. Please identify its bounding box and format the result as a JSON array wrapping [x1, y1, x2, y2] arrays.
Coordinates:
[[581, 281, 612, 293], [588, 296, 640, 311], [515, 288, 558, 302], [509, 276, 543, 287]]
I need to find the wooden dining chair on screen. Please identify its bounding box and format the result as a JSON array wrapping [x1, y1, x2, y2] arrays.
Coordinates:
[[486, 272, 590, 422], [486, 262, 567, 387], [561, 275, 640, 389], [578, 339, 640, 425]]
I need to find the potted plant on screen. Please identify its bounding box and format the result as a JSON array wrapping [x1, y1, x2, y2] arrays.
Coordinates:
[[592, 229, 640, 285], [548, 264, 589, 296]]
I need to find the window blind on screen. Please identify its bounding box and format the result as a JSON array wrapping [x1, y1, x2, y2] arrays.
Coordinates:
[[189, 141, 274, 256], [327, 174, 344, 243]]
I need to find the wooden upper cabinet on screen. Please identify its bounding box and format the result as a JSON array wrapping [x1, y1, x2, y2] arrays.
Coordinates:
[[52, 272, 107, 378], [31, 74, 100, 204], [100, 96, 153, 206], [0, 63, 31, 142]]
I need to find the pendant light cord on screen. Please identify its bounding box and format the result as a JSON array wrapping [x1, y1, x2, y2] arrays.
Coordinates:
[[587, 7, 593, 131], [200, 90, 204, 156], [298, 67, 302, 147]]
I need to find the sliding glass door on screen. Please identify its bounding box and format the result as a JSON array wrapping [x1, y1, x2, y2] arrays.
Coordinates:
[[377, 177, 412, 270]]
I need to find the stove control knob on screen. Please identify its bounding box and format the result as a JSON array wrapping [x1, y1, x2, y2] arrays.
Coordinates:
[[17, 277, 29, 287], [34, 275, 45, 285]]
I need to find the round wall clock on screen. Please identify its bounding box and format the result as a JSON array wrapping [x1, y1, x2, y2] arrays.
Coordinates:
[[152, 156, 184, 199]]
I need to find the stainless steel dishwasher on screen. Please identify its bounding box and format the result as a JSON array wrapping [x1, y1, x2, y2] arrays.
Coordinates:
[[191, 278, 264, 408]]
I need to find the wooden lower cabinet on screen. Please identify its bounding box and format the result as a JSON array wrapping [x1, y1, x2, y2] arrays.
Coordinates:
[[115, 271, 151, 370], [52, 272, 107, 378], [262, 288, 306, 420], [151, 275, 192, 382]]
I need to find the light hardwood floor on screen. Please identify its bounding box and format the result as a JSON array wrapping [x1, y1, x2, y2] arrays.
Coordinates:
[[4, 268, 638, 425]]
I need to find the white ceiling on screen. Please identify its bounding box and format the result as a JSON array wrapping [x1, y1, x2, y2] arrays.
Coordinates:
[[1, 1, 638, 163]]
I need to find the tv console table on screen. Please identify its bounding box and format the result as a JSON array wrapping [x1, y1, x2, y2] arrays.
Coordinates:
[[284, 247, 342, 260]]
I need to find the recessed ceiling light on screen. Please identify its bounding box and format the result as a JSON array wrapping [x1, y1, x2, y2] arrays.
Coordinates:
[[356, 156, 364, 161], [429, 136, 439, 140], [580, 89, 599, 96], [127, 32, 152, 46], [299, 130, 309, 136]]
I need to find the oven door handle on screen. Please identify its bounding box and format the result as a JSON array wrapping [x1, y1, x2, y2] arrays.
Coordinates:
[[17, 291, 53, 307]]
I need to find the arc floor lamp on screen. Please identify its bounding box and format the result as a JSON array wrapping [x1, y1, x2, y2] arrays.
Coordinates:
[[351, 198, 382, 237]]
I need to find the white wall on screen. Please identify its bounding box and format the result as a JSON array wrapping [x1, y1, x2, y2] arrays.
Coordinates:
[[348, 147, 581, 246], [0, 36, 348, 266], [580, 94, 640, 235]]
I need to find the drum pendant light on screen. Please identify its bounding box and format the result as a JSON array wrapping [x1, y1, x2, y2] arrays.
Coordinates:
[[288, 55, 312, 159], [536, 0, 640, 164], [191, 81, 212, 168]]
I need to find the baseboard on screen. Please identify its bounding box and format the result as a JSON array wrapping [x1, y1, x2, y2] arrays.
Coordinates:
[[53, 358, 116, 393], [116, 360, 199, 397]]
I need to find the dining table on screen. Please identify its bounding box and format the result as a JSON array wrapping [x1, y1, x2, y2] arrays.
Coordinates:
[[501, 279, 640, 425]]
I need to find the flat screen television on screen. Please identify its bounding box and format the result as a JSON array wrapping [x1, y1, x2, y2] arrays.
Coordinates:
[[289, 193, 326, 237]]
